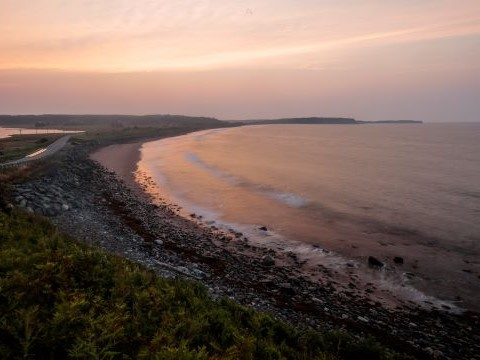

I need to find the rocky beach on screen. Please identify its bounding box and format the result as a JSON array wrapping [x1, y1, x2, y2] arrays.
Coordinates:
[[8, 137, 480, 360]]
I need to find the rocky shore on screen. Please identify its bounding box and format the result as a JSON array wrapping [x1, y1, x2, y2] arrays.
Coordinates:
[[9, 141, 480, 360]]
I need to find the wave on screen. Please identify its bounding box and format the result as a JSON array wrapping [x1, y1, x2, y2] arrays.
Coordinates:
[[184, 152, 308, 208], [193, 129, 225, 142]]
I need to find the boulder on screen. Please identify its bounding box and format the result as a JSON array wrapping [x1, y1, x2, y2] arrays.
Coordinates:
[[278, 283, 296, 296], [262, 255, 275, 266], [258, 226, 268, 231], [368, 256, 384, 268], [393, 256, 404, 264]]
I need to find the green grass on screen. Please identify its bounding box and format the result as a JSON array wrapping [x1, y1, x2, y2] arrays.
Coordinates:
[[0, 203, 412, 360], [71, 125, 226, 145], [0, 134, 62, 163]]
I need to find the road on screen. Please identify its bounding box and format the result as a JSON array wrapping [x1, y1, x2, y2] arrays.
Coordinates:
[[0, 135, 71, 168]]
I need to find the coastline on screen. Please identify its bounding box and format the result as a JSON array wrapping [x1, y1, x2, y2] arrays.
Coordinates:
[[90, 142, 143, 192], [92, 131, 477, 313], [9, 133, 479, 359]]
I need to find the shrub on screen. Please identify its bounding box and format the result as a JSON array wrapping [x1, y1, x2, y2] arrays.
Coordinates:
[[0, 209, 412, 359]]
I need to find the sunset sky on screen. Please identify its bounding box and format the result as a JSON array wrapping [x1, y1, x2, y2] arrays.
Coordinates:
[[1, 0, 479, 121]]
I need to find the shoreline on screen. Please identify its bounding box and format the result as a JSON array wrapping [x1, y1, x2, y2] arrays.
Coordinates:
[[9, 134, 480, 359], [91, 131, 475, 313], [90, 142, 144, 193]]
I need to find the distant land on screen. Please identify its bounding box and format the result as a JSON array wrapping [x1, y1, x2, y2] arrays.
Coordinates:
[[229, 117, 422, 125], [0, 114, 224, 129], [230, 117, 357, 125], [0, 114, 422, 129], [357, 120, 423, 124]]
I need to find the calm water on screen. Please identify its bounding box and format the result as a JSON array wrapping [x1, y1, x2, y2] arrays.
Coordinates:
[[0, 127, 77, 139], [139, 124, 480, 310]]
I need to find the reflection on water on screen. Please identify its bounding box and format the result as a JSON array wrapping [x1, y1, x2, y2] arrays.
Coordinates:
[[0, 127, 79, 139]]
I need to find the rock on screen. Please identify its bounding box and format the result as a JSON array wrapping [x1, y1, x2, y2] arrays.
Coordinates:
[[368, 256, 384, 267], [154, 239, 164, 245], [45, 208, 57, 217], [62, 204, 70, 211], [141, 242, 153, 250], [278, 283, 296, 296], [259, 226, 268, 231], [357, 316, 369, 323], [425, 347, 444, 359], [262, 255, 275, 266], [393, 256, 404, 264], [26, 207, 34, 214], [192, 268, 207, 279], [19, 199, 27, 208], [5, 203, 14, 214]]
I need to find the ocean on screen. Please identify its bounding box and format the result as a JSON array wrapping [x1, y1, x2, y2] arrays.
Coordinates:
[[138, 123, 480, 311]]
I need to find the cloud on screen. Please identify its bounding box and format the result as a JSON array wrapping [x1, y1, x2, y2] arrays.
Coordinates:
[[0, 1, 479, 72]]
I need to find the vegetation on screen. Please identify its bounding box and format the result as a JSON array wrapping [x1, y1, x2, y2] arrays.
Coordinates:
[[0, 115, 224, 130], [0, 134, 62, 163], [72, 125, 222, 145], [0, 205, 412, 359]]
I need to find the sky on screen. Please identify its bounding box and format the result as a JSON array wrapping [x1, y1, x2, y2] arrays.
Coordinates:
[[0, 0, 479, 121]]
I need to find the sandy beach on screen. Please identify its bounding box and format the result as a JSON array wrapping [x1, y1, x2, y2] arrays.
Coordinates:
[[90, 142, 143, 191]]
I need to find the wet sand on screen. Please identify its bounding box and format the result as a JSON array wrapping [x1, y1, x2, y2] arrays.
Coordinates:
[[90, 142, 142, 191]]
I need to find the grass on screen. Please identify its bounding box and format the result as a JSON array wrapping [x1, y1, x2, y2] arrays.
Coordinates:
[[0, 134, 63, 164], [0, 205, 413, 360], [71, 125, 226, 145]]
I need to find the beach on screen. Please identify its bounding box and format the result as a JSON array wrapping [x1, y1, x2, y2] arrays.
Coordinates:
[[90, 142, 143, 191], [97, 125, 480, 313], [9, 131, 479, 359]]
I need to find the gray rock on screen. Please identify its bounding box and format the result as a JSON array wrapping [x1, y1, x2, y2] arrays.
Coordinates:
[[192, 268, 207, 279], [278, 283, 296, 296], [262, 255, 275, 266], [19, 199, 27, 208], [154, 239, 163, 245], [368, 256, 384, 267], [46, 208, 56, 217], [62, 204, 70, 211], [393, 256, 404, 264]]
